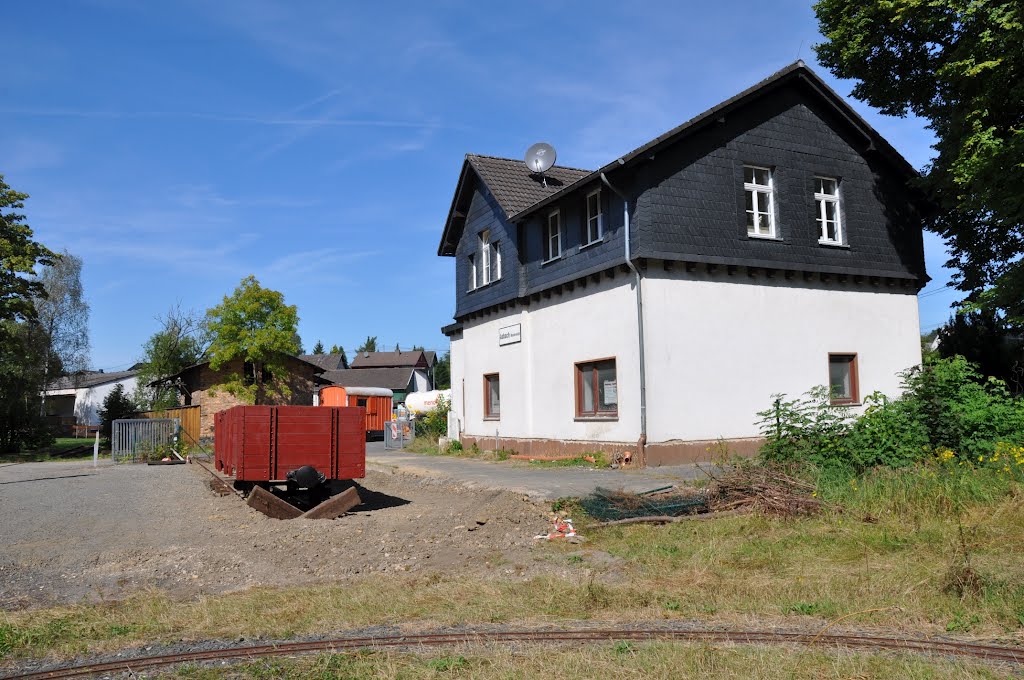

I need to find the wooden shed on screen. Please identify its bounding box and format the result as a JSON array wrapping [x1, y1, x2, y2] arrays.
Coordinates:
[[319, 386, 393, 440]]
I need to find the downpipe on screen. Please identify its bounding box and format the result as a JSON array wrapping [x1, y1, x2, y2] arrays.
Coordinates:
[[600, 170, 648, 466]]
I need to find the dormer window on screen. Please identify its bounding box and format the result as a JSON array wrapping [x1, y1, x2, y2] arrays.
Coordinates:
[[584, 190, 603, 246], [744, 165, 775, 238], [544, 210, 562, 262], [815, 177, 842, 245]]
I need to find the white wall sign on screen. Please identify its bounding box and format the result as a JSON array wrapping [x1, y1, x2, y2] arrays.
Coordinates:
[[498, 323, 522, 346]]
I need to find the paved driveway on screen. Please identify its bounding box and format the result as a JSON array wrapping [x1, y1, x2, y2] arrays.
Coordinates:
[[366, 442, 714, 501]]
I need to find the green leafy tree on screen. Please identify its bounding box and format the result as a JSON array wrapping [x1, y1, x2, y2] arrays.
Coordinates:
[[312, 340, 325, 355], [814, 0, 1024, 324], [328, 344, 349, 368], [937, 311, 1024, 392], [136, 305, 209, 410], [355, 336, 378, 353], [0, 176, 57, 452], [434, 351, 451, 390], [0, 320, 53, 452], [34, 250, 90, 415], [205, 276, 300, 405], [0, 175, 56, 323], [97, 383, 138, 440]]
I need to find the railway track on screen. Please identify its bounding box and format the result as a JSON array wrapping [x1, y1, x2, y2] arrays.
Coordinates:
[[7, 627, 1023, 678]]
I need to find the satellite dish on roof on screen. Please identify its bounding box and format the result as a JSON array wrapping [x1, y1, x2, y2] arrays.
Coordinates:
[[525, 142, 556, 174]]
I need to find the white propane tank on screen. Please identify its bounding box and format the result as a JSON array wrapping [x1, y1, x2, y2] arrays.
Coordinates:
[[405, 389, 452, 414]]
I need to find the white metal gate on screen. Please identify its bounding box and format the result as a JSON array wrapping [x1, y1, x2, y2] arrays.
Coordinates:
[[112, 418, 180, 463], [384, 417, 415, 449]]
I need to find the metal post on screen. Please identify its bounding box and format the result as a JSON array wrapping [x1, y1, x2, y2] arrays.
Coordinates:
[[93, 429, 99, 467]]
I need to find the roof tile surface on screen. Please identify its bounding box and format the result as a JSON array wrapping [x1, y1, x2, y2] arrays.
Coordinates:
[[467, 155, 592, 218]]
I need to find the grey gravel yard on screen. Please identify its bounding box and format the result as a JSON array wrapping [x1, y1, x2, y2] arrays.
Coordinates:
[[0, 460, 552, 610]]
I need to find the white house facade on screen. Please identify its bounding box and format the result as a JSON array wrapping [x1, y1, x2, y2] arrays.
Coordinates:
[[438, 62, 928, 466], [43, 370, 139, 427]]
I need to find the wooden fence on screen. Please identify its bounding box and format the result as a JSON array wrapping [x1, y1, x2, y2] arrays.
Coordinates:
[[141, 405, 201, 446]]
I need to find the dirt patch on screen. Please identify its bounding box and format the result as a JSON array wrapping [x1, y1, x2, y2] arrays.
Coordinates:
[[0, 462, 553, 609]]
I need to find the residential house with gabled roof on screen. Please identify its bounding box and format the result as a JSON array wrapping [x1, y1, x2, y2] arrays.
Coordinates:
[[349, 350, 435, 395], [42, 369, 140, 433], [438, 61, 928, 466]]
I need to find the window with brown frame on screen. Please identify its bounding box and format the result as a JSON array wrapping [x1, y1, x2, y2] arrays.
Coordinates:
[[575, 358, 617, 418], [483, 373, 500, 419], [828, 353, 859, 404]]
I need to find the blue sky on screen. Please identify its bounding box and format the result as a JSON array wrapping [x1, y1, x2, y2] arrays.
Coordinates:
[[5, 0, 957, 370]]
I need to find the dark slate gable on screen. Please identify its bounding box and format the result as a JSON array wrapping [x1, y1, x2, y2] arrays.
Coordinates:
[[455, 182, 521, 317], [438, 156, 591, 257], [630, 83, 926, 281]]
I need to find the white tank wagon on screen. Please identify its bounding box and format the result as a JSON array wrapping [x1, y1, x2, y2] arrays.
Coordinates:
[[405, 389, 452, 415]]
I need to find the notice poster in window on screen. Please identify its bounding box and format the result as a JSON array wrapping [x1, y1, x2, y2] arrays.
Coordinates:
[[603, 380, 617, 405]]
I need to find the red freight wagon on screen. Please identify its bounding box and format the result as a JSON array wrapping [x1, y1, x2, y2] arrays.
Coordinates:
[[214, 405, 365, 485], [319, 386, 392, 440]]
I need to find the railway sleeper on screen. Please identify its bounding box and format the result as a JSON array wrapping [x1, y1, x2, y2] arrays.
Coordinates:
[[242, 466, 363, 520]]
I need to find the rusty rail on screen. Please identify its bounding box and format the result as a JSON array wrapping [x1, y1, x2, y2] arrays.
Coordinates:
[[7, 626, 1022, 678]]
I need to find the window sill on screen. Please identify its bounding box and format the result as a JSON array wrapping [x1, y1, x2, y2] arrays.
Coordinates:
[[747, 234, 783, 241], [579, 237, 605, 251], [830, 400, 861, 407], [574, 415, 618, 422], [541, 255, 562, 266], [483, 416, 500, 421], [467, 278, 502, 293], [818, 240, 850, 249]]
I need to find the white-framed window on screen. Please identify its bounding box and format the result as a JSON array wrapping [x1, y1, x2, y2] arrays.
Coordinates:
[[584, 189, 603, 245], [815, 177, 842, 244], [477, 229, 501, 286], [489, 239, 501, 282], [744, 165, 775, 238], [468, 253, 476, 291], [544, 209, 562, 262]]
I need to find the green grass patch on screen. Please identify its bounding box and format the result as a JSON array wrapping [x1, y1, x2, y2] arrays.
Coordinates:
[[165, 643, 1013, 679], [2, 437, 106, 463], [527, 452, 608, 468]]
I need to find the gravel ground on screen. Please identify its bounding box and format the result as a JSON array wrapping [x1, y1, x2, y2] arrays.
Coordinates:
[[0, 460, 556, 610]]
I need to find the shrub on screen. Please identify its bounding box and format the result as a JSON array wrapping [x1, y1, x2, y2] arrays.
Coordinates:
[[414, 396, 449, 440], [758, 356, 1024, 470], [96, 384, 139, 442]]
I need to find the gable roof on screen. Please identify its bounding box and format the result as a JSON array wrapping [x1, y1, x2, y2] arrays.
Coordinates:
[[467, 155, 592, 218], [151, 354, 329, 387], [299, 353, 346, 372], [438, 155, 591, 256], [438, 61, 918, 256], [320, 367, 414, 391], [350, 350, 426, 369], [45, 369, 138, 392]]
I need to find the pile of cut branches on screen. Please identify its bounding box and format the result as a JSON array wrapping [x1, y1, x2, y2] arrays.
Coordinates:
[[706, 462, 825, 517]]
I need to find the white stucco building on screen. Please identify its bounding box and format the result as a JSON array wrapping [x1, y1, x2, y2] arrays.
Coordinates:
[[42, 369, 139, 430], [437, 63, 928, 465]]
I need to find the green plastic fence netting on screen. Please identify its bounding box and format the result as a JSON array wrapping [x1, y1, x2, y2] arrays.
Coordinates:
[[579, 486, 709, 521]]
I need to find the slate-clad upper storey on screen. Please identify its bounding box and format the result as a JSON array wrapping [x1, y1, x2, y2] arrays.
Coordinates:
[[627, 81, 926, 281], [439, 61, 928, 324]]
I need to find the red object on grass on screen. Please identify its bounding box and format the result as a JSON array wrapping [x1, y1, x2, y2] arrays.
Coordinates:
[[214, 406, 365, 482]]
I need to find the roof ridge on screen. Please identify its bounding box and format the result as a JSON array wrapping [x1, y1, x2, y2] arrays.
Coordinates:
[[466, 153, 593, 174]]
